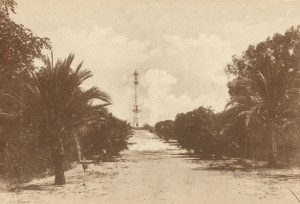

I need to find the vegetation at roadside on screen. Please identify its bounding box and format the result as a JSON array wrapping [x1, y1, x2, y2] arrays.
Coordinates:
[[154, 120, 175, 142], [143, 123, 155, 133], [0, 0, 132, 185], [155, 26, 300, 167]]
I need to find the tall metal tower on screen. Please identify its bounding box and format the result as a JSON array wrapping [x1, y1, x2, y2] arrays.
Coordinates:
[[133, 71, 141, 128]]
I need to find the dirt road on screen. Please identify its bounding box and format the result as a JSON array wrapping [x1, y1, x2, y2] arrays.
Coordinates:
[[1, 130, 300, 204]]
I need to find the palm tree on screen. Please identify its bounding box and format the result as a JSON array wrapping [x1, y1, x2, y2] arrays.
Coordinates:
[[1, 53, 111, 184], [226, 32, 300, 165], [36, 53, 111, 184]]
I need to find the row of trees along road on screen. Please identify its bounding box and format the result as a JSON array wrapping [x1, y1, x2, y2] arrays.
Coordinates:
[[155, 26, 300, 167], [0, 0, 133, 185]]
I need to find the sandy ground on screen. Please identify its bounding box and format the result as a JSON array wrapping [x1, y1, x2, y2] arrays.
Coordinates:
[[1, 130, 300, 204]]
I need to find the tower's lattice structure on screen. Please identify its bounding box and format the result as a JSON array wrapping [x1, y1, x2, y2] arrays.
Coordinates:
[[133, 71, 141, 127]]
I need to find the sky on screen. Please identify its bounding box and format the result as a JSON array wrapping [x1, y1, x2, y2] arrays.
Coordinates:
[[12, 0, 300, 125]]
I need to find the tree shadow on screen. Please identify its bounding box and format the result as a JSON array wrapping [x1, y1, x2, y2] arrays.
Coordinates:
[[170, 152, 198, 158], [9, 170, 110, 193], [9, 183, 57, 192], [262, 174, 300, 181], [191, 158, 300, 182], [191, 158, 269, 171]]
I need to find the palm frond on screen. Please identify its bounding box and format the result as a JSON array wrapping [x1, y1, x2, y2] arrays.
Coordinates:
[[74, 61, 84, 75]]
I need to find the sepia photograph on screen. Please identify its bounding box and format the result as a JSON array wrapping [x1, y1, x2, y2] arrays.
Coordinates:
[[0, 0, 300, 203]]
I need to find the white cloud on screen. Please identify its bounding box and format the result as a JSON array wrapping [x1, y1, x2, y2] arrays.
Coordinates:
[[139, 34, 233, 124], [45, 26, 159, 124], [43, 26, 233, 125], [140, 69, 229, 125], [141, 69, 178, 124]]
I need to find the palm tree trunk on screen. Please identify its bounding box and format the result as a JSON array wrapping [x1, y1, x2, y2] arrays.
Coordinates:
[[52, 138, 66, 185], [271, 132, 278, 166], [269, 126, 278, 166], [105, 139, 112, 159]]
